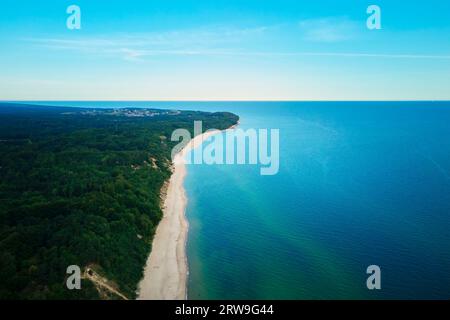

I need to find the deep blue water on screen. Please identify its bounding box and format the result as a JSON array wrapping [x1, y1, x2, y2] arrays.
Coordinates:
[[18, 101, 450, 299]]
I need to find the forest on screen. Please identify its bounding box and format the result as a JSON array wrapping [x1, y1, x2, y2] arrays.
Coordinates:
[[0, 103, 239, 299]]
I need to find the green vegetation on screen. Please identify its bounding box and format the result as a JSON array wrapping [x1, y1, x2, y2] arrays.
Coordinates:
[[0, 103, 239, 299]]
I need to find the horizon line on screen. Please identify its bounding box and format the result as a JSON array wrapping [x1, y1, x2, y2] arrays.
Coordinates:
[[2, 99, 450, 103]]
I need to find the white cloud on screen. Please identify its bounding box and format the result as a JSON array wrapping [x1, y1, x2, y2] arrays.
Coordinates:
[[299, 17, 361, 43], [24, 23, 450, 62], [24, 25, 272, 61]]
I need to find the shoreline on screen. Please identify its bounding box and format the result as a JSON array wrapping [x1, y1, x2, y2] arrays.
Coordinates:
[[137, 128, 231, 300]]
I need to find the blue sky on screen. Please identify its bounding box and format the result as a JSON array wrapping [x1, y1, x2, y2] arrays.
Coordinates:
[[0, 0, 449, 100]]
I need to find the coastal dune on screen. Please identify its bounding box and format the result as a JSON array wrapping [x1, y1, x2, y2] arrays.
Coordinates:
[[137, 130, 221, 300]]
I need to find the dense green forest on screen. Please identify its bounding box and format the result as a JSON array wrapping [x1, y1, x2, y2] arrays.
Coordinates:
[[0, 103, 239, 299]]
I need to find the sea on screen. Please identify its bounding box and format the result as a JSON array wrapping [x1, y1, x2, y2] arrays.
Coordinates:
[[19, 101, 450, 299]]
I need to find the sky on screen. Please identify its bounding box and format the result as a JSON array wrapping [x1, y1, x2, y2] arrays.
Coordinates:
[[0, 0, 449, 101]]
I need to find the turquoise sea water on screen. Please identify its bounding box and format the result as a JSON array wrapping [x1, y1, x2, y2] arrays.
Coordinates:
[[23, 101, 450, 299]]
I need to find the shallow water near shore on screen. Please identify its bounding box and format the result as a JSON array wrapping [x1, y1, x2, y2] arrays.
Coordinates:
[[28, 101, 450, 299]]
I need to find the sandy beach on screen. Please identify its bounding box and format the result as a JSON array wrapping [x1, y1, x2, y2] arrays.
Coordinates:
[[137, 129, 223, 300]]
